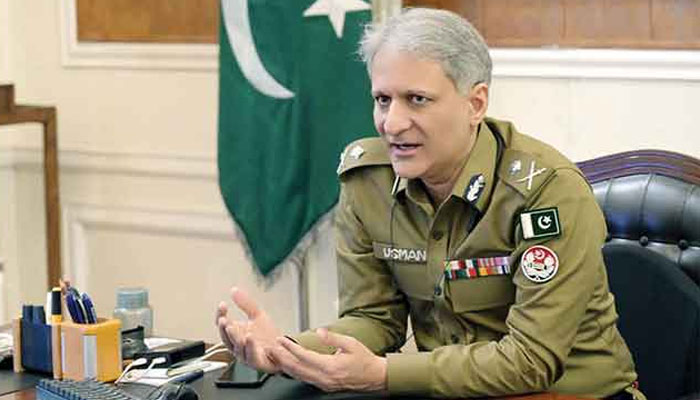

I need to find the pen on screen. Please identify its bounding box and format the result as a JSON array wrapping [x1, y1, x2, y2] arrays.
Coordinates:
[[170, 369, 204, 384], [81, 293, 97, 324], [66, 293, 85, 323]]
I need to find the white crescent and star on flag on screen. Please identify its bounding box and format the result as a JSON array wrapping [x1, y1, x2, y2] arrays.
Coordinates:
[[221, 0, 370, 99], [537, 215, 552, 230]]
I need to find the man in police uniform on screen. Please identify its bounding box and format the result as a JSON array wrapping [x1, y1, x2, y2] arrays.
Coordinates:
[[216, 8, 643, 399]]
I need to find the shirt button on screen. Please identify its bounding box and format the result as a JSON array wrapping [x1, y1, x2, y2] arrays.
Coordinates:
[[431, 230, 444, 240], [451, 334, 461, 344], [433, 286, 442, 296]]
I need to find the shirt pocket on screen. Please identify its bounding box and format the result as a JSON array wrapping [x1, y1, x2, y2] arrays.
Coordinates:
[[373, 241, 433, 300], [390, 262, 434, 300], [447, 275, 515, 312]]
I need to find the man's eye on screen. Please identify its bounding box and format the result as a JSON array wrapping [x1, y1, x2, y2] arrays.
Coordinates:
[[409, 95, 428, 105], [374, 95, 391, 106]]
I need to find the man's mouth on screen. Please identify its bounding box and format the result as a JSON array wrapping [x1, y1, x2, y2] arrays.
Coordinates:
[[389, 143, 421, 156], [392, 143, 420, 150]]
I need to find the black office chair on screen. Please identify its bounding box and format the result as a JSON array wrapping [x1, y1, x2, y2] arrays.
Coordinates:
[[578, 150, 700, 400]]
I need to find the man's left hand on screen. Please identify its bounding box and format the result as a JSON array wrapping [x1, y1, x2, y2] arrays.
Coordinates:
[[269, 328, 387, 393]]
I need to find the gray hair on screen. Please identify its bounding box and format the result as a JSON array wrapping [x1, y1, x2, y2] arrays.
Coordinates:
[[359, 8, 492, 94]]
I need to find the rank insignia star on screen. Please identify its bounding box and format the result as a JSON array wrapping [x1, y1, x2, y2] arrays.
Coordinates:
[[509, 160, 522, 176], [349, 145, 364, 160]]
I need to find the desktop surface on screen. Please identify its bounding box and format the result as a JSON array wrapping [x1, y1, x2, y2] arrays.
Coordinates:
[[0, 368, 591, 400]]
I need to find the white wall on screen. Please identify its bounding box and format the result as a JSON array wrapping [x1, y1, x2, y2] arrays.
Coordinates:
[[0, 0, 13, 325], [0, 0, 310, 342], [489, 77, 700, 161], [1, 1, 699, 343]]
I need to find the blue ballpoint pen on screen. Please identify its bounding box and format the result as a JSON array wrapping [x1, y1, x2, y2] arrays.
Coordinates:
[[170, 369, 204, 384], [81, 293, 98, 324], [66, 293, 85, 323]]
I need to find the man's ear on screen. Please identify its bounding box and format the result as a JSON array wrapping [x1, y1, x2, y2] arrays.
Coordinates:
[[468, 83, 489, 127]]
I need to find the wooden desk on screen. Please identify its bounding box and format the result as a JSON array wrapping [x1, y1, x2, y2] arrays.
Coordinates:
[[0, 84, 61, 289], [0, 390, 33, 400]]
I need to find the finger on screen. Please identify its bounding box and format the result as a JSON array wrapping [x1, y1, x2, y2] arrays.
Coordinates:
[[217, 317, 234, 349], [243, 333, 259, 366], [231, 287, 261, 319], [270, 344, 327, 386], [222, 320, 247, 359], [215, 301, 228, 326], [243, 335, 263, 367], [217, 316, 235, 351], [276, 336, 330, 371], [316, 328, 360, 354], [229, 322, 247, 351]]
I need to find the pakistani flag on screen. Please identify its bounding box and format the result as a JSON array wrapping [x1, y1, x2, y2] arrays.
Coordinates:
[[218, 0, 375, 275]]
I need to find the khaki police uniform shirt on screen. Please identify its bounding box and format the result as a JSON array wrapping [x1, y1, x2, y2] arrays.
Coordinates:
[[296, 118, 637, 398]]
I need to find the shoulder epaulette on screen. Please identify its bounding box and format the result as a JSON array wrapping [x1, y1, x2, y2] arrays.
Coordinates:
[[337, 137, 391, 176], [499, 148, 555, 198]]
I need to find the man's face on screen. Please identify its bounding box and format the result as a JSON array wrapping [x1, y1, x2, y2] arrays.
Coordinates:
[[370, 48, 474, 183]]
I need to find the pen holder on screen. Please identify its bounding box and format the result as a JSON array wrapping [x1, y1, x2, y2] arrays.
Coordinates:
[[11, 317, 56, 375], [59, 318, 123, 382]]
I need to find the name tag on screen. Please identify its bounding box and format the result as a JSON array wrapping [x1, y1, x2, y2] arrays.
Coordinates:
[[373, 242, 427, 263], [444, 256, 511, 280]]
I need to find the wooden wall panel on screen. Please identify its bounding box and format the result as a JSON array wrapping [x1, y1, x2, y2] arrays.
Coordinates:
[[480, 0, 563, 47], [404, 0, 700, 49], [76, 0, 219, 43], [563, 0, 651, 47], [651, 0, 700, 45], [74, 0, 700, 48]]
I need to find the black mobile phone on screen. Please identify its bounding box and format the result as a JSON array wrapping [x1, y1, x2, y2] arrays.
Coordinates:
[[214, 361, 270, 388]]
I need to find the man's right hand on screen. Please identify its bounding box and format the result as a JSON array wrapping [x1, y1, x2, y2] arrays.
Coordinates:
[[216, 287, 282, 374]]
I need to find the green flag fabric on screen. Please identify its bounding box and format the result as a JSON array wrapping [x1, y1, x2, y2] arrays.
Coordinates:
[[218, 0, 375, 275]]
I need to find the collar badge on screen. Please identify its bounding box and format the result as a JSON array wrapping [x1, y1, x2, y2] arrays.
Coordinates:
[[465, 174, 485, 203]]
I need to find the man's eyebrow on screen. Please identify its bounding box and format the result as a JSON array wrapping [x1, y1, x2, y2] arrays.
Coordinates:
[[405, 89, 434, 97]]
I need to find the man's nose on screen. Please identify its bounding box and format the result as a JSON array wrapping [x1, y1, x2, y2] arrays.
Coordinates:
[[382, 103, 411, 135]]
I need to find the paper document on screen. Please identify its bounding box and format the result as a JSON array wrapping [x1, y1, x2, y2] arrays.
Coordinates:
[[0, 332, 12, 361]]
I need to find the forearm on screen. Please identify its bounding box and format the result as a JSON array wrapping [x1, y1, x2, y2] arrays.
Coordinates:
[[294, 310, 407, 355], [386, 334, 558, 398]]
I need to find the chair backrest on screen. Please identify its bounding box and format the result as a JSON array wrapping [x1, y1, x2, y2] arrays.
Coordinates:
[[578, 150, 700, 400]]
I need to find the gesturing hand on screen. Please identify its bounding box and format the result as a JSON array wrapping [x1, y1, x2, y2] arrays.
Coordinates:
[[270, 328, 387, 393], [215, 287, 282, 374]]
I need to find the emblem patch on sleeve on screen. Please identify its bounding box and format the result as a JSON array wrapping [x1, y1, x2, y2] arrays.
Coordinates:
[[521, 245, 558, 283], [520, 207, 560, 240]]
